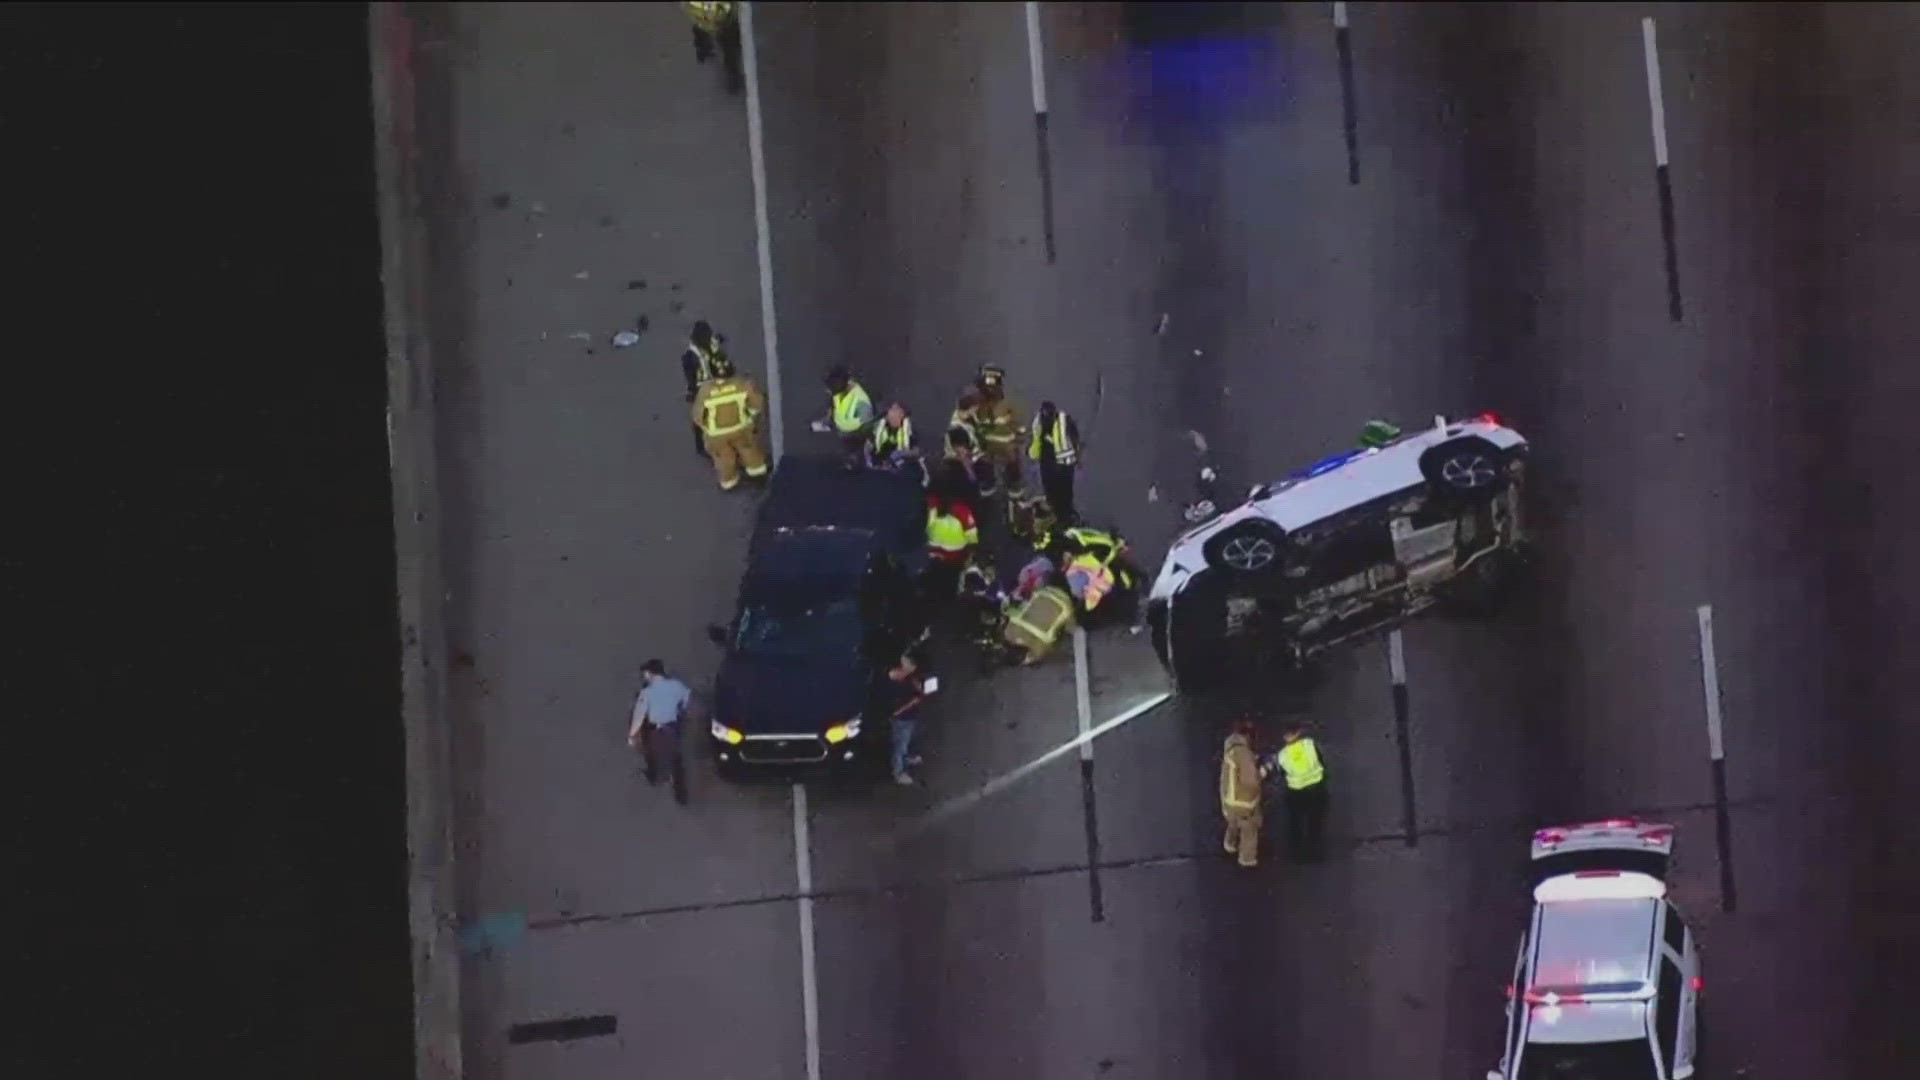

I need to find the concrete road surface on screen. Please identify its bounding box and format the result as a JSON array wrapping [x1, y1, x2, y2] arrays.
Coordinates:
[[402, 2, 1920, 1077]]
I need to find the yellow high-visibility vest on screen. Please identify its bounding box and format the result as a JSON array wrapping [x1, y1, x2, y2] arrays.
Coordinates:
[[1029, 412, 1077, 465], [1068, 554, 1114, 610], [683, 2, 735, 33], [1008, 586, 1073, 645], [927, 509, 972, 553], [1277, 738, 1326, 790], [700, 382, 753, 436], [833, 383, 872, 434], [1065, 527, 1119, 567]]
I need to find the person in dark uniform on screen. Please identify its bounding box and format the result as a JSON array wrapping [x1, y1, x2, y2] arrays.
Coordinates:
[[1027, 400, 1083, 524], [683, 2, 745, 93], [1268, 722, 1330, 862], [681, 320, 727, 458]]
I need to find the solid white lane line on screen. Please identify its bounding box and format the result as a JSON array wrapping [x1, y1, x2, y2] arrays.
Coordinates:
[[744, 9, 810, 1071], [740, 2, 785, 458], [1387, 628, 1406, 688], [1072, 627, 1093, 763], [1333, 1, 1349, 30], [792, 784, 821, 1080], [1640, 16, 1671, 169], [1695, 604, 1725, 762], [1023, 2, 1049, 116]]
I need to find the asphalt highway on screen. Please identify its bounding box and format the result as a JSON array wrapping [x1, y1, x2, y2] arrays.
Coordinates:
[[407, 3, 1920, 1077]]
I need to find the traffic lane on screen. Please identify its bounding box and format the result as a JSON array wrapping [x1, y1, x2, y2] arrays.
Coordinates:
[[1037, 8, 1538, 1078], [1316, 6, 1724, 1072], [812, 836, 1485, 1080], [1653, 5, 1920, 1068], [468, 904, 803, 1080], [750, 1, 1122, 883], [1035, 1, 1369, 538], [753, 1, 1059, 441], [412, 2, 803, 1074]]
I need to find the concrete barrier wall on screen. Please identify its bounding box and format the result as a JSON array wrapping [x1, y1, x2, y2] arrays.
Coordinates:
[[368, 4, 463, 1078]]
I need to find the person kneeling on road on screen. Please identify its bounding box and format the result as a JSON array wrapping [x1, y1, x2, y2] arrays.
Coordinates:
[[956, 559, 1006, 646], [1000, 578, 1076, 666]]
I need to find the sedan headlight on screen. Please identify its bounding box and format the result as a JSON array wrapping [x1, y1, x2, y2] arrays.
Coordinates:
[[823, 717, 863, 744], [710, 721, 745, 745]]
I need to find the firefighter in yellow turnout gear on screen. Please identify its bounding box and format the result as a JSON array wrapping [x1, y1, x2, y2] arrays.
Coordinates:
[[972, 365, 1025, 497], [689, 355, 768, 490], [1220, 721, 1264, 868]]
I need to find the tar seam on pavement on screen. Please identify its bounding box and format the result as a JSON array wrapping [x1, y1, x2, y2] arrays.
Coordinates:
[[505, 1014, 618, 1045], [510, 791, 1784, 934]]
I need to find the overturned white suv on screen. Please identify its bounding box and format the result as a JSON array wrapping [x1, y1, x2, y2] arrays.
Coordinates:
[[1145, 414, 1529, 689]]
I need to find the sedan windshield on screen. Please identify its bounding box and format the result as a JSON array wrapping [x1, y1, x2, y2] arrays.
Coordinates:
[[732, 596, 863, 659], [1518, 1038, 1659, 1080]]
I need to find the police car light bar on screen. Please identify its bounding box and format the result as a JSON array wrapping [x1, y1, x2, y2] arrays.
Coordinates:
[[1533, 870, 1668, 904]]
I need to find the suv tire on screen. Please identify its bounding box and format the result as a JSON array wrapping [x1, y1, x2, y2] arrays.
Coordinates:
[[1201, 519, 1288, 576], [1419, 436, 1509, 504]]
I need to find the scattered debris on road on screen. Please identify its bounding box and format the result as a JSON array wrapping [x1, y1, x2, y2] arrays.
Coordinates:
[[572, 270, 590, 280], [612, 330, 640, 348], [627, 279, 647, 291], [489, 193, 511, 209]]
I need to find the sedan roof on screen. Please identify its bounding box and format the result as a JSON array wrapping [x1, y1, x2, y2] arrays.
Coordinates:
[[751, 454, 925, 559]]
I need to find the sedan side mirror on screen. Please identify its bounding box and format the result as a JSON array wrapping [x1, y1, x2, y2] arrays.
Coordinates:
[[706, 623, 728, 647]]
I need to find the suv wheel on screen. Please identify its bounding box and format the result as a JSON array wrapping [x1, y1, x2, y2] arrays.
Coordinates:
[[1419, 436, 1509, 504], [1202, 520, 1287, 575]]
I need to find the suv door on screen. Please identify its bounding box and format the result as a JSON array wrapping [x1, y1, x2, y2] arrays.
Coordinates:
[[1495, 932, 1528, 1077], [1655, 954, 1683, 1078]]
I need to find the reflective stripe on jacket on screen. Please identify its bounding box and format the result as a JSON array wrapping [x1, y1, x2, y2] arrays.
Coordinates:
[[1008, 586, 1074, 645], [1220, 734, 1262, 810], [975, 398, 1020, 444], [833, 383, 873, 433], [688, 340, 724, 383], [1277, 738, 1326, 790], [873, 417, 913, 454], [1065, 527, 1119, 567], [697, 379, 755, 436], [1028, 412, 1077, 465]]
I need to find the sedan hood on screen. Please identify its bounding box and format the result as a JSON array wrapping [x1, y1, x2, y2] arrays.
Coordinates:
[[714, 651, 869, 736]]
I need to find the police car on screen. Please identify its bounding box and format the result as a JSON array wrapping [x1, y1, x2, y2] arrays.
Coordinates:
[[1144, 414, 1529, 689], [1488, 819, 1703, 1080]]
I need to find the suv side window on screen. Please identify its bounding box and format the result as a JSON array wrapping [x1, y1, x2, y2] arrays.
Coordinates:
[[1662, 902, 1687, 957], [1655, 956, 1683, 1074]]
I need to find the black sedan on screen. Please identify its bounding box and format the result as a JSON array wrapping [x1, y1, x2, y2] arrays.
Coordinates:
[[706, 456, 926, 775]]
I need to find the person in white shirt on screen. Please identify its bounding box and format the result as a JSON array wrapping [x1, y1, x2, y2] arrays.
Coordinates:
[[629, 659, 693, 805]]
